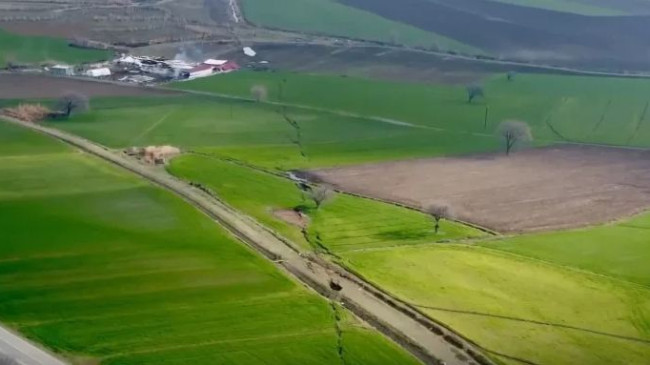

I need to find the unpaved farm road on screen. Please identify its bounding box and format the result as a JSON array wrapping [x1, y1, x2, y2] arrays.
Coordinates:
[[0, 326, 66, 365], [1, 116, 489, 365]]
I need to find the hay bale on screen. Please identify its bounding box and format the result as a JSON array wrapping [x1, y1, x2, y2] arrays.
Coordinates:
[[2, 103, 52, 123]]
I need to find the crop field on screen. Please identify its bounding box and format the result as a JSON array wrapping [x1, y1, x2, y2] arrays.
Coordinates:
[[0, 28, 111, 66], [176, 71, 650, 149], [309, 145, 650, 233], [166, 149, 650, 365], [0, 120, 420, 365], [239, 0, 481, 54]]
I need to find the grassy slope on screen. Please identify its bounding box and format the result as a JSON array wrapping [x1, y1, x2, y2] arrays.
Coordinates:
[[167, 155, 484, 253], [481, 213, 650, 287], [488, 0, 628, 15], [0, 120, 420, 365], [0, 28, 111, 67], [49, 96, 500, 169], [345, 245, 650, 365], [240, 0, 481, 54], [175, 71, 650, 149]]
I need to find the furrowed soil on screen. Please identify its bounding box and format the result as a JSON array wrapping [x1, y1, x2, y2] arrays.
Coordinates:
[[308, 145, 650, 233], [0, 74, 176, 99]]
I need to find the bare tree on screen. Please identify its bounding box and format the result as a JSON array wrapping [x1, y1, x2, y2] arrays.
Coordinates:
[[250, 84, 268, 102], [466, 85, 484, 103], [309, 185, 334, 210], [426, 204, 454, 234], [57, 92, 89, 117], [498, 120, 533, 155]]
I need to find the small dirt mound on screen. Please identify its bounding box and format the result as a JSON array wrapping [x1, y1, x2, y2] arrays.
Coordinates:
[[124, 145, 181, 165], [2, 103, 52, 123], [272, 209, 310, 228]]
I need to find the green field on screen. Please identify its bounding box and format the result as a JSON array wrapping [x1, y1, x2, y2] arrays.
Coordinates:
[[239, 0, 481, 53], [488, 0, 629, 15], [20, 70, 650, 364], [345, 245, 650, 365], [0, 28, 112, 67], [0, 120, 420, 364], [175, 71, 650, 149]]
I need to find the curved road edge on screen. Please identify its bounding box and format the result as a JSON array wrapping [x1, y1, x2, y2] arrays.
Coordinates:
[[1, 116, 489, 365]]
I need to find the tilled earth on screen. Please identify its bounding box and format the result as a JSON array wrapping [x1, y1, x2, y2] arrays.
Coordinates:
[[307, 145, 650, 233]]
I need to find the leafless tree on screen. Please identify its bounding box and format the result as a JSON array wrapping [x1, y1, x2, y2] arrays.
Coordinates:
[[250, 84, 268, 102], [498, 120, 533, 155], [466, 85, 484, 103], [426, 204, 454, 234], [309, 185, 334, 210], [57, 92, 89, 117]]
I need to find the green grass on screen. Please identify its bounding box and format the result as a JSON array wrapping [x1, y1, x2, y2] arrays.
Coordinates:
[[0, 28, 112, 67], [344, 245, 650, 365], [480, 213, 650, 287], [488, 0, 629, 15], [175, 71, 650, 149], [0, 120, 420, 365], [240, 0, 482, 54], [167, 155, 484, 253], [49, 95, 500, 169]]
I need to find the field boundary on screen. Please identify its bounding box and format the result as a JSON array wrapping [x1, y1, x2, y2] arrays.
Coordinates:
[[1, 116, 491, 365]]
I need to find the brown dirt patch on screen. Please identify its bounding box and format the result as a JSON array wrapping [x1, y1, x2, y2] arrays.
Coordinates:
[[272, 209, 310, 229], [307, 145, 650, 233], [0, 74, 176, 99]]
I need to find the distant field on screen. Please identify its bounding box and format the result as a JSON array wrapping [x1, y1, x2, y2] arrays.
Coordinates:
[[0, 28, 111, 66], [0, 120, 420, 364], [490, 0, 650, 15], [48, 95, 500, 169], [488, 0, 627, 15], [176, 71, 650, 149], [167, 155, 484, 252], [239, 0, 482, 54]]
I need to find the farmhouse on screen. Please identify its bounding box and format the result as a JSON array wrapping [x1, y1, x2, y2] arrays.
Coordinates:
[[85, 67, 111, 78]]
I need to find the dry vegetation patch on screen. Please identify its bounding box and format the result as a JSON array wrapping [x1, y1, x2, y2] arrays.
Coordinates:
[[308, 145, 650, 233]]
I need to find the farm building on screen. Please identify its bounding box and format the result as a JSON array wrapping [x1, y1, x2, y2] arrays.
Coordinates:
[[185, 64, 215, 79], [50, 65, 74, 76], [85, 67, 111, 78]]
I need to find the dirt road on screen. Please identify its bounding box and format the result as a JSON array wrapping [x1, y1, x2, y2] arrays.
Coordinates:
[[0, 325, 67, 365], [1, 116, 489, 365]]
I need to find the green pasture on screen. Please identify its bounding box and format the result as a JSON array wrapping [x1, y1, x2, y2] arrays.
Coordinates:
[[0, 120, 419, 365], [0, 28, 111, 67], [239, 0, 480, 53], [49, 95, 500, 169], [345, 245, 650, 365], [168, 154, 484, 253], [481, 212, 650, 287], [175, 71, 650, 149]]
